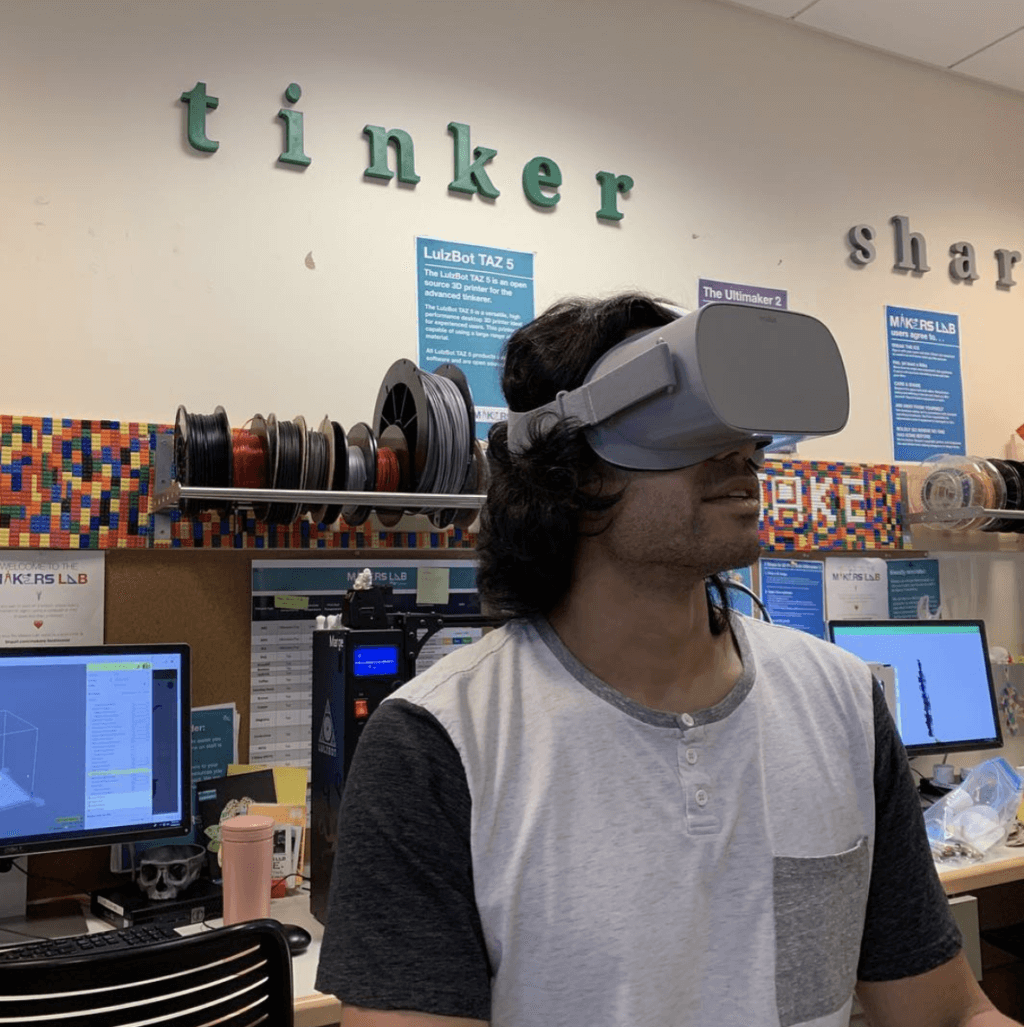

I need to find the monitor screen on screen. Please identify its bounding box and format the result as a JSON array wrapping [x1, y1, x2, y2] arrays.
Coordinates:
[[352, 644, 400, 678], [0, 643, 191, 858], [828, 620, 1002, 758]]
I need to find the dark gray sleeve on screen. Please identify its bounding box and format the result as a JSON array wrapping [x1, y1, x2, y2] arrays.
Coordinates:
[[856, 680, 963, 981], [314, 698, 492, 1020]]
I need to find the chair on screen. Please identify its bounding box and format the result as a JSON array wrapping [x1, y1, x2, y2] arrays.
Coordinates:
[[0, 917, 293, 1026]]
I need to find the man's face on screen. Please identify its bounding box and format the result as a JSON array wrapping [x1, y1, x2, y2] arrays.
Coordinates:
[[589, 443, 762, 587]]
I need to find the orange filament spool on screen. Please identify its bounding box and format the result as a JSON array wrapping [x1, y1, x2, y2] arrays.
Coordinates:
[[232, 428, 268, 488]]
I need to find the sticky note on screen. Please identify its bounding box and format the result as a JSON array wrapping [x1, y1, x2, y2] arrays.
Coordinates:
[[274, 595, 309, 610], [417, 566, 450, 605]]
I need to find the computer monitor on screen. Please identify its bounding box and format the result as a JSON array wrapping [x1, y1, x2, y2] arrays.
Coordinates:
[[828, 620, 1002, 758], [0, 643, 191, 861]]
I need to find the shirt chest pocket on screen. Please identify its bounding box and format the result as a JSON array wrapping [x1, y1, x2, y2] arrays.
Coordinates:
[[773, 836, 871, 1027]]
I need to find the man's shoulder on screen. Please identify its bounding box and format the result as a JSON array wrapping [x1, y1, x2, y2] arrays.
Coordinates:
[[737, 612, 870, 675], [385, 618, 539, 707]]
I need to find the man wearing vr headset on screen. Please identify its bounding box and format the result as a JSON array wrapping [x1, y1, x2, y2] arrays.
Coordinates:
[[320, 295, 1015, 1027]]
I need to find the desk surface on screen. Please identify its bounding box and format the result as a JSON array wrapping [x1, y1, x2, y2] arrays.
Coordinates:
[[937, 843, 1024, 895]]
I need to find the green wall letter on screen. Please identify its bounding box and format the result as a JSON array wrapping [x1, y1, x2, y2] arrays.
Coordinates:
[[522, 156, 562, 208], [278, 83, 311, 167], [448, 122, 500, 199], [595, 171, 633, 221], [180, 82, 219, 153], [363, 125, 421, 184]]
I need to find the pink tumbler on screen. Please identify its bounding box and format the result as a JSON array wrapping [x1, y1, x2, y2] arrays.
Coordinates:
[[220, 814, 274, 925]]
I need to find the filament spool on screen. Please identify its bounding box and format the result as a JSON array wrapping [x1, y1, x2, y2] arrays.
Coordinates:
[[232, 427, 268, 489], [986, 458, 1024, 534], [302, 418, 331, 521], [373, 360, 477, 526], [373, 360, 431, 491], [375, 425, 410, 529], [265, 415, 306, 526], [308, 417, 337, 527], [427, 363, 476, 528], [174, 405, 233, 517], [250, 414, 275, 523], [342, 422, 377, 527], [320, 421, 348, 530], [453, 438, 489, 531]]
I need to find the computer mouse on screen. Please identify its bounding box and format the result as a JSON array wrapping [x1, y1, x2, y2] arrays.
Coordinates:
[[278, 922, 312, 956]]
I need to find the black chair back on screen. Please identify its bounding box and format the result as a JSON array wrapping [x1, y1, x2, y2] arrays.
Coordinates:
[[0, 918, 294, 1026]]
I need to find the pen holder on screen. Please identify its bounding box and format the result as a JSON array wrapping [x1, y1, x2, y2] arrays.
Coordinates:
[[220, 814, 274, 925]]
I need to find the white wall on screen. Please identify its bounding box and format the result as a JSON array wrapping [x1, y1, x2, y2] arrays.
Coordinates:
[[3, 0, 1023, 465], [4, 1, 1024, 745]]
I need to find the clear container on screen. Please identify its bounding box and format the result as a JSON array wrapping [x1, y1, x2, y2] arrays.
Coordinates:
[[220, 814, 274, 925], [918, 454, 1005, 531]]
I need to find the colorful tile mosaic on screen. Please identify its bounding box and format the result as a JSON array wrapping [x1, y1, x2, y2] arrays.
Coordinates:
[[759, 459, 904, 551], [0, 418, 476, 551], [0, 418, 904, 551]]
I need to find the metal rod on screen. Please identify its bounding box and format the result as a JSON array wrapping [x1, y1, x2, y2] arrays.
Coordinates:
[[151, 482, 486, 514]]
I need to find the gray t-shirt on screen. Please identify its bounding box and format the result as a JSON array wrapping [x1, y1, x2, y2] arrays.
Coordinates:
[[316, 614, 961, 1026]]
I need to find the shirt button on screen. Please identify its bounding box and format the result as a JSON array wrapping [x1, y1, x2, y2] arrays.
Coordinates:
[[695, 789, 709, 807], [681, 713, 695, 727], [686, 749, 698, 765]]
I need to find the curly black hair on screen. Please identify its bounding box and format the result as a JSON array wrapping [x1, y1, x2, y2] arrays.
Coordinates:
[[476, 292, 732, 632]]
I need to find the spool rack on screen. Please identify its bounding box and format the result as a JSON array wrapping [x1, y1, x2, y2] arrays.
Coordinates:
[[149, 433, 485, 542]]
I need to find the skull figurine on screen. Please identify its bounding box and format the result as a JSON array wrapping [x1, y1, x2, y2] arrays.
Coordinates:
[[137, 844, 205, 901]]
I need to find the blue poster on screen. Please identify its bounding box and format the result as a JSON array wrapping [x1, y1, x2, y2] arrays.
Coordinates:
[[417, 237, 535, 439], [759, 559, 826, 639], [885, 305, 965, 462], [886, 558, 941, 619]]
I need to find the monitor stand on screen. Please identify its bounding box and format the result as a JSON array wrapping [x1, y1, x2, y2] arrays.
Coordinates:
[[0, 857, 87, 946]]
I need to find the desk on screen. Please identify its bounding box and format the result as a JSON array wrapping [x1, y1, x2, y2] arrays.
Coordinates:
[[938, 843, 1024, 896], [28, 890, 341, 1027]]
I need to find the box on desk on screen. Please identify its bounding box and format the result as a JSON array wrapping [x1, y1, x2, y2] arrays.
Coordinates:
[[91, 878, 223, 930]]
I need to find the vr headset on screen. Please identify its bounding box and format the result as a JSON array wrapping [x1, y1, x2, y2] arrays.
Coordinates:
[[504, 302, 849, 470]]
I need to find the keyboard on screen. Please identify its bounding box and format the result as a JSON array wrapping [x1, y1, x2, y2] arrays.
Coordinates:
[[0, 922, 180, 962]]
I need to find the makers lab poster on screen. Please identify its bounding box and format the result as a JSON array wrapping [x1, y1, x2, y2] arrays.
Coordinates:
[[0, 552, 104, 645]]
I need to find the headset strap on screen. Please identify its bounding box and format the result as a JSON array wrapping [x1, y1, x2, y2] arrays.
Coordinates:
[[505, 340, 676, 454]]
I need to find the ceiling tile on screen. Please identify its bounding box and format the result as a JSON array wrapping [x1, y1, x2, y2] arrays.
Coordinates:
[[796, 0, 1024, 69], [716, 0, 814, 18], [955, 29, 1024, 94]]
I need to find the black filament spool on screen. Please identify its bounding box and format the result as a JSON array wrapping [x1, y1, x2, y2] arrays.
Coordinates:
[[373, 359, 431, 492], [174, 405, 233, 517], [988, 458, 1024, 534], [321, 421, 348, 529], [266, 415, 304, 525], [342, 422, 377, 527]]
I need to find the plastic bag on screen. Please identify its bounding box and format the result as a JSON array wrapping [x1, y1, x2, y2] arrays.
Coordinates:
[[924, 756, 1023, 862]]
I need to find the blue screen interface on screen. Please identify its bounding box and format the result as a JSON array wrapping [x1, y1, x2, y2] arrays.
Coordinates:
[[830, 622, 1000, 752], [0, 648, 187, 848], [352, 645, 399, 678]]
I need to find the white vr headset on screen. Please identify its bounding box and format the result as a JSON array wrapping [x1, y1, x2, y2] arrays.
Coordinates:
[[504, 302, 850, 470]]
